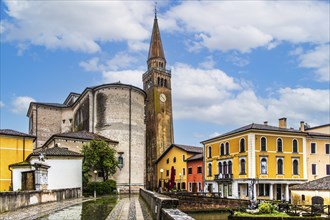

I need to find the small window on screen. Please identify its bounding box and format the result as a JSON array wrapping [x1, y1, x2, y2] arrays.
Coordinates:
[[261, 158, 267, 174], [240, 159, 246, 175], [69, 119, 72, 123], [220, 144, 225, 156], [326, 164, 330, 175], [311, 143, 316, 154], [197, 166, 202, 174], [312, 164, 317, 175], [261, 137, 267, 151], [228, 161, 232, 174], [208, 146, 212, 158], [188, 167, 192, 175], [182, 155, 185, 161], [208, 163, 212, 176], [223, 161, 227, 174], [302, 194, 305, 202], [228, 183, 232, 196], [166, 158, 169, 164], [277, 138, 283, 152], [218, 162, 222, 174], [293, 159, 299, 175], [277, 158, 283, 175], [173, 157, 176, 163], [166, 170, 169, 176], [293, 139, 298, 153], [182, 168, 186, 176], [225, 142, 230, 155], [240, 138, 245, 152], [62, 120, 65, 124], [326, 144, 330, 154], [258, 184, 270, 196]]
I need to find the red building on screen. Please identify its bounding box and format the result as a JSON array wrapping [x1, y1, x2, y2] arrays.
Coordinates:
[[186, 154, 204, 193]]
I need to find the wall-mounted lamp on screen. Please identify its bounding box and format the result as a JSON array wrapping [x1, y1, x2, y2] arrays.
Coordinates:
[[118, 152, 124, 170]]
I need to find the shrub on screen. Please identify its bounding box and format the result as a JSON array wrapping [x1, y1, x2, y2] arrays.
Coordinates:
[[83, 179, 116, 196], [258, 202, 275, 214]]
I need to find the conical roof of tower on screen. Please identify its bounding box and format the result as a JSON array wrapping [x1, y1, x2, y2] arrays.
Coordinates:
[[148, 16, 166, 62]]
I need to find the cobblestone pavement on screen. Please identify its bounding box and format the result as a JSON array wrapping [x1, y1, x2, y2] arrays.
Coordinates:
[[0, 198, 91, 220]]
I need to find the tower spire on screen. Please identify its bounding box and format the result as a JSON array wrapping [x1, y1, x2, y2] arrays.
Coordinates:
[[147, 4, 166, 70]]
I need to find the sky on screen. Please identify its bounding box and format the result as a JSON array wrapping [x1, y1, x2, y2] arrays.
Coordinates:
[[0, 1, 329, 147]]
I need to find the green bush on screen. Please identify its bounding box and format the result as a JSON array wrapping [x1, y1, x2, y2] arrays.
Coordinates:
[[83, 180, 116, 196], [258, 202, 275, 214]]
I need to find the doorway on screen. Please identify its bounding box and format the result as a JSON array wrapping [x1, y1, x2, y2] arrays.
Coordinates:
[[276, 184, 282, 200]]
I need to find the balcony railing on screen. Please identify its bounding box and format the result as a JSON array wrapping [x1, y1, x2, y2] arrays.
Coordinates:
[[214, 173, 233, 181]]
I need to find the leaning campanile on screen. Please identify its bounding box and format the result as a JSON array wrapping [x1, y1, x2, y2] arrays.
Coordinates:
[[142, 12, 174, 190]]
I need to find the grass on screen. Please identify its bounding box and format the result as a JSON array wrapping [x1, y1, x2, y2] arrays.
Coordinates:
[[234, 211, 290, 217]]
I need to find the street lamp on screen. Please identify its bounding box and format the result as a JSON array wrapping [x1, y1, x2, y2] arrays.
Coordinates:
[[94, 170, 97, 199], [160, 169, 164, 190]]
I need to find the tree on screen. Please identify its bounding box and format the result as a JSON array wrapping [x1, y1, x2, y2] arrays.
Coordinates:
[[82, 140, 118, 183]]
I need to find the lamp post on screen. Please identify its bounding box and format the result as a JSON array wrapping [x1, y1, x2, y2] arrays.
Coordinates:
[[160, 168, 164, 189], [94, 170, 97, 199]]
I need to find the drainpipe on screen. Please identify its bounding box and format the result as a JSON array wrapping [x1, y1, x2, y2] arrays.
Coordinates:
[[129, 88, 132, 194]]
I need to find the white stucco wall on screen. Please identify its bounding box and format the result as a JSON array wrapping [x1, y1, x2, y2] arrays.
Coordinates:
[[12, 167, 32, 191]]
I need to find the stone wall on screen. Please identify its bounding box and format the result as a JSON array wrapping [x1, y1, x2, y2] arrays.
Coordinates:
[[0, 188, 81, 213]]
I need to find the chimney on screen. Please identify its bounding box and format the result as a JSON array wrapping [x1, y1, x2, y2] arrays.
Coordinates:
[[264, 121, 268, 125], [278, 118, 287, 128], [300, 121, 305, 132]]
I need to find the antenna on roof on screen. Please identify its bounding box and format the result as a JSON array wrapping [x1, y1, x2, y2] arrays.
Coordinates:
[[154, 2, 157, 19]]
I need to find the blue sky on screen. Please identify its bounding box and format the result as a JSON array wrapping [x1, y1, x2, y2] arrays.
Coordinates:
[[1, 1, 329, 146]]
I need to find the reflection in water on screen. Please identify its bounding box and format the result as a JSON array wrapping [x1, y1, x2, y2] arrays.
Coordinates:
[[188, 211, 230, 220], [38, 196, 117, 220]]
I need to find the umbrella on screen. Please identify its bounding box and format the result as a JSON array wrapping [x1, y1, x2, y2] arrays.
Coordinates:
[[170, 166, 175, 190]]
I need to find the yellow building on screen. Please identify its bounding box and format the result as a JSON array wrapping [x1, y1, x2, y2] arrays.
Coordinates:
[[201, 118, 307, 201], [156, 144, 202, 191], [290, 176, 330, 206], [0, 129, 35, 191]]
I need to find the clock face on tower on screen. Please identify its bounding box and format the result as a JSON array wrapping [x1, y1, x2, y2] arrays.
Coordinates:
[[160, 93, 166, 103]]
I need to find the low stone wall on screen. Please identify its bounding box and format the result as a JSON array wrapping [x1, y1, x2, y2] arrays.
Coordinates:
[[163, 193, 249, 212], [0, 188, 81, 213], [140, 188, 194, 220]]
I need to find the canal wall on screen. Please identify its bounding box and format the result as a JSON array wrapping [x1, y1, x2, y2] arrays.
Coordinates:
[[140, 189, 193, 220], [163, 193, 249, 212], [0, 187, 81, 213]]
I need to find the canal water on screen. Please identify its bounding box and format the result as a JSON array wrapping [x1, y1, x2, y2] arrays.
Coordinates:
[[37, 196, 117, 220], [188, 211, 230, 220]]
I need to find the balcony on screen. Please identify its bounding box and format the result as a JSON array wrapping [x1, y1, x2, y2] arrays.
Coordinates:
[[214, 173, 233, 182]]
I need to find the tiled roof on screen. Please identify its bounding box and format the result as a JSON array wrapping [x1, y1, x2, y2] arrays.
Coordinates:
[[29, 146, 82, 158], [156, 144, 203, 163], [9, 161, 32, 167], [305, 123, 330, 131], [33, 102, 68, 108], [0, 129, 36, 139], [51, 131, 118, 143], [306, 132, 330, 138], [202, 123, 303, 143], [186, 154, 203, 161], [290, 176, 330, 190]]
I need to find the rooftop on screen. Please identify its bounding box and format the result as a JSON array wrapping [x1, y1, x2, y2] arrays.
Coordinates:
[[290, 176, 330, 190], [186, 153, 203, 161], [0, 129, 36, 139], [29, 146, 82, 158], [156, 144, 203, 163]]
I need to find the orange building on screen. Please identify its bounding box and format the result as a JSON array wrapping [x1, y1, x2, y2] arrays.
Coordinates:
[[187, 154, 204, 193]]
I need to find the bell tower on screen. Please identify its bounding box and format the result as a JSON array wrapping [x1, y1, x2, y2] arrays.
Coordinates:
[[143, 12, 174, 190]]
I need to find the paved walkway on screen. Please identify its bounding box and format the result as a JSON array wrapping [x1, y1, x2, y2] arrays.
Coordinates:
[[0, 196, 152, 220]]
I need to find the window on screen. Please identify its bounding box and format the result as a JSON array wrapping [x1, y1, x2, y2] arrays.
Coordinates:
[[240, 138, 245, 152], [261, 137, 267, 151], [182, 155, 185, 161], [197, 166, 202, 174], [302, 195, 305, 202], [228, 161, 232, 174], [260, 158, 267, 174], [277, 158, 283, 175], [173, 157, 176, 163], [312, 164, 317, 175], [258, 184, 270, 196], [311, 143, 316, 154], [225, 142, 230, 155], [182, 168, 186, 176], [240, 159, 246, 175], [208, 163, 212, 176], [223, 162, 227, 174], [326, 144, 330, 154], [198, 182, 202, 192], [166, 170, 169, 176], [218, 162, 222, 174], [208, 146, 212, 158], [326, 164, 330, 175], [293, 159, 299, 175], [182, 182, 186, 190], [188, 167, 192, 175], [293, 139, 298, 153], [220, 144, 225, 156], [277, 138, 283, 152], [166, 158, 169, 164], [189, 182, 192, 192], [228, 183, 232, 196]]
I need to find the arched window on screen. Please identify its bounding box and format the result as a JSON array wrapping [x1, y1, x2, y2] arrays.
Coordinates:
[[302, 194, 305, 202], [292, 139, 298, 153], [293, 159, 299, 175], [218, 162, 222, 174], [208, 163, 212, 176], [260, 158, 267, 174], [225, 142, 230, 155], [228, 161, 232, 174], [160, 78, 164, 87], [220, 144, 225, 156], [240, 138, 245, 152], [277, 138, 283, 152], [223, 161, 227, 174], [173, 157, 176, 163], [261, 137, 267, 151], [208, 146, 212, 158], [164, 79, 167, 88], [157, 77, 160, 86], [240, 159, 246, 174], [277, 159, 283, 175]]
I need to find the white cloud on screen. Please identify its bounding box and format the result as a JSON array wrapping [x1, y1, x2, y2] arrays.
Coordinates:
[[0, 101, 4, 108], [166, 1, 329, 52], [297, 44, 330, 82], [198, 56, 215, 69], [11, 96, 35, 115], [2, 1, 154, 53], [102, 70, 144, 88]]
